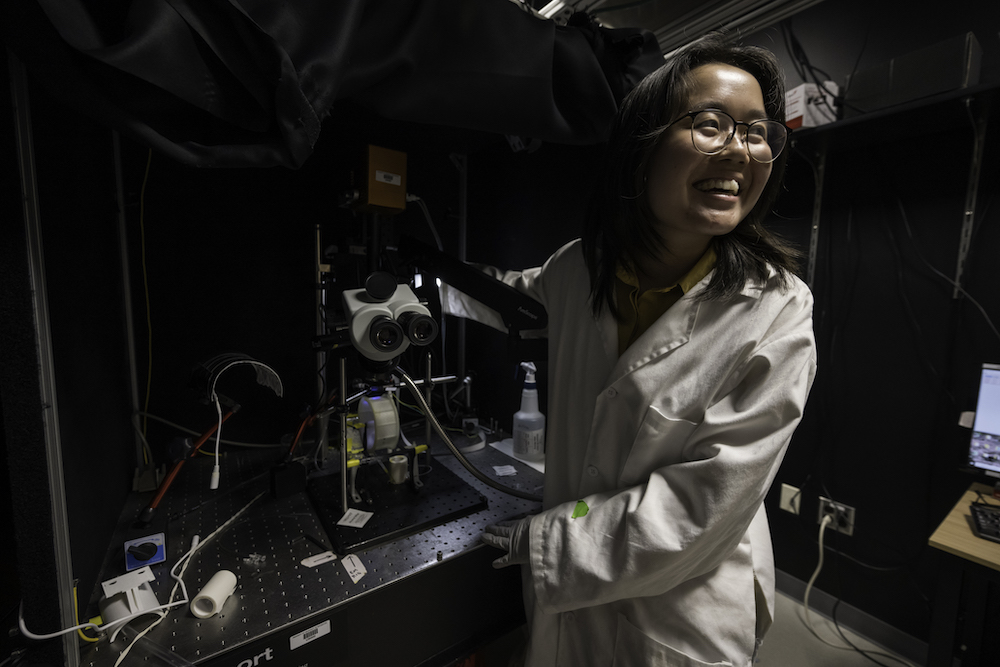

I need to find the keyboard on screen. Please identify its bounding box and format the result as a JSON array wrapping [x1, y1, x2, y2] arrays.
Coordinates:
[[970, 503, 1000, 544]]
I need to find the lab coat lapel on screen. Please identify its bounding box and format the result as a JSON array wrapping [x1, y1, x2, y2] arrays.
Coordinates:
[[607, 291, 700, 385], [601, 269, 764, 384]]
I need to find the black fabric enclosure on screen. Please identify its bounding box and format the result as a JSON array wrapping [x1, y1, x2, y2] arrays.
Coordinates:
[[1, 0, 663, 168]]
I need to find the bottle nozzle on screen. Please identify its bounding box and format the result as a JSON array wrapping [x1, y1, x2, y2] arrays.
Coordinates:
[[520, 361, 536, 383]]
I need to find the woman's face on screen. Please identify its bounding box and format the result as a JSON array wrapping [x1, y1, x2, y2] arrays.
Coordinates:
[[644, 63, 773, 251]]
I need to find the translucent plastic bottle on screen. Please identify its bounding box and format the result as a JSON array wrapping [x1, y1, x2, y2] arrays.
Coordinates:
[[513, 362, 545, 462]]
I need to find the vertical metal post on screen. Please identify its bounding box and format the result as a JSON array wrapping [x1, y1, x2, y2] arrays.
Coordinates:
[[451, 154, 468, 381], [8, 53, 79, 667], [368, 212, 380, 275], [315, 223, 330, 464], [339, 356, 349, 514], [424, 351, 433, 447], [806, 141, 827, 290], [112, 132, 144, 469], [952, 97, 989, 298]]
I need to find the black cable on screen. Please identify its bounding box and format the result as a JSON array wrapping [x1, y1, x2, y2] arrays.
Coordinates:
[[882, 212, 952, 398], [780, 21, 809, 83], [0, 601, 18, 630], [787, 469, 931, 602], [0, 650, 27, 667], [819, 466, 931, 667], [895, 196, 1000, 349], [781, 20, 868, 117], [830, 599, 906, 667], [801, 442, 933, 611], [820, 526, 920, 667], [974, 490, 1000, 507], [842, 28, 870, 103]]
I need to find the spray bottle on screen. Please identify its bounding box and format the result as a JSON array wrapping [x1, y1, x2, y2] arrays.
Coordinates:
[[513, 362, 545, 461]]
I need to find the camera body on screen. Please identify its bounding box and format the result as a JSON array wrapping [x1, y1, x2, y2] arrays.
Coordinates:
[[342, 281, 438, 363]]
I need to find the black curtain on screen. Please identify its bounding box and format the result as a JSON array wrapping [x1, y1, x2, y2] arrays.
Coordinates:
[[0, 0, 663, 168]]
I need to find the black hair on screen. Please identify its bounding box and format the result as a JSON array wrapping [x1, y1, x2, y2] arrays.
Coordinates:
[[582, 32, 801, 320]]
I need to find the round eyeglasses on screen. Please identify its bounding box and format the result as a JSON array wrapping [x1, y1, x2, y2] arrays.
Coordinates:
[[668, 109, 790, 164]]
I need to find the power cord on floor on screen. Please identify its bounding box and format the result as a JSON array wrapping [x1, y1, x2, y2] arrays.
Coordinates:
[[802, 516, 915, 667]]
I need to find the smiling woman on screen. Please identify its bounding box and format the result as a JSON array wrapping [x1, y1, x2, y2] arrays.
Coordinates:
[[442, 31, 818, 667], [640, 63, 776, 282], [584, 32, 801, 313]]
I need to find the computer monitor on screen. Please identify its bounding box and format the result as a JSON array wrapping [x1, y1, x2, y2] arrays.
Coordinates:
[[967, 363, 1000, 478]]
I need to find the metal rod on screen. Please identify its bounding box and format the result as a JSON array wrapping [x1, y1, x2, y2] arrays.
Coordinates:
[[321, 374, 460, 417], [315, 223, 330, 464], [953, 97, 989, 298], [8, 52, 80, 667], [424, 351, 433, 447], [112, 132, 144, 469], [339, 356, 349, 514], [451, 153, 469, 382], [404, 373, 458, 387], [806, 141, 827, 290], [368, 212, 380, 274]]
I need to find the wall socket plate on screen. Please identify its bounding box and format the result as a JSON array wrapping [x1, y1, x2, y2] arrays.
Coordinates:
[[779, 483, 801, 514], [818, 496, 855, 536]]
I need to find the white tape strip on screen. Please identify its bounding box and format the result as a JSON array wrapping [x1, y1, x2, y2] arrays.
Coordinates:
[[301, 551, 338, 567]]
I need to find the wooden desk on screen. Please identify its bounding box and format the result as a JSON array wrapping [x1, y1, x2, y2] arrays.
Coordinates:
[[927, 482, 1000, 666]]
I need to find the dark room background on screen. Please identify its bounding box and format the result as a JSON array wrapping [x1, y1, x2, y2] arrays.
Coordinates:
[[3, 0, 1000, 663]]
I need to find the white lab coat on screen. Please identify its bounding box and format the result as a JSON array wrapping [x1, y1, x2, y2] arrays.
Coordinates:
[[441, 239, 816, 667]]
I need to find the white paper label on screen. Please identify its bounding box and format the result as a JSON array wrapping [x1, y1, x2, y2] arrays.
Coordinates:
[[343, 554, 367, 584], [375, 170, 401, 186], [337, 508, 374, 528], [493, 465, 517, 477], [514, 429, 545, 457], [301, 551, 338, 568], [290, 619, 331, 650]]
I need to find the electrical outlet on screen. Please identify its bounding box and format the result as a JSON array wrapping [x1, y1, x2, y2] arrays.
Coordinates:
[[818, 496, 855, 536], [779, 483, 801, 515]]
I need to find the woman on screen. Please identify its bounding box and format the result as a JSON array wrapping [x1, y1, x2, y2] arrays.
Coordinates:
[[448, 33, 817, 666]]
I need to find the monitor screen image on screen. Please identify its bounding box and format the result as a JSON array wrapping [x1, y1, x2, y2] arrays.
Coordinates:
[[969, 363, 1000, 476]]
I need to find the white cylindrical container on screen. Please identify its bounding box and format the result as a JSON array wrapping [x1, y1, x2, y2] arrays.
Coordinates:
[[358, 394, 400, 451], [513, 362, 545, 462], [388, 455, 408, 484], [191, 570, 238, 619]]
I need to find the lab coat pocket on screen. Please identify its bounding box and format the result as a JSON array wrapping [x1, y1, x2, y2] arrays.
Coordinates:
[[618, 406, 698, 486], [612, 614, 732, 667]]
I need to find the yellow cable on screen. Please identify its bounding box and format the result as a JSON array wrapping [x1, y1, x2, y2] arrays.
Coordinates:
[[74, 586, 99, 643]]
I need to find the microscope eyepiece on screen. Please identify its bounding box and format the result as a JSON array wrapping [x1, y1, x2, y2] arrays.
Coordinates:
[[397, 311, 439, 346], [368, 315, 404, 352]]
